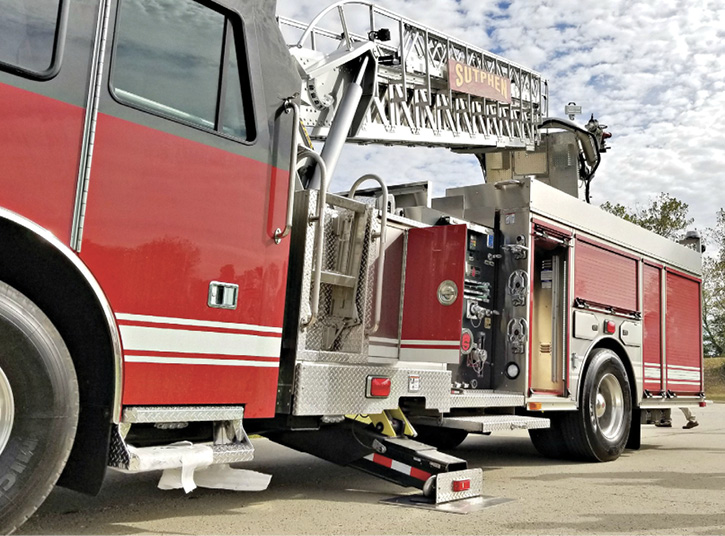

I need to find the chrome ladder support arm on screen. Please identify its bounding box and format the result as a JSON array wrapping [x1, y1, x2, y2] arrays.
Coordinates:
[[348, 174, 388, 334]]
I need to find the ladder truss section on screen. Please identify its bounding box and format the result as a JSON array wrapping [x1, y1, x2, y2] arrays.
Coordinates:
[[279, 1, 548, 150]]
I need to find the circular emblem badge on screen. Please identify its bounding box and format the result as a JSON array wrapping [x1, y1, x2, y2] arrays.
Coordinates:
[[460, 329, 473, 354]]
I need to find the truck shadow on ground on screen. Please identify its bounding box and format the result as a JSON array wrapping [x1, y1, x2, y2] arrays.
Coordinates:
[[513, 469, 725, 491], [19, 434, 725, 535], [506, 513, 725, 534], [19, 453, 428, 534], [19, 435, 554, 534]]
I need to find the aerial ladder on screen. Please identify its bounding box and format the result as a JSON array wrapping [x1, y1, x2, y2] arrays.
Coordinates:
[[278, 1, 603, 195]]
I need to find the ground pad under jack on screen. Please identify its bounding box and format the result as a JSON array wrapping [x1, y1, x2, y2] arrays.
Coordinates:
[[380, 495, 514, 514]]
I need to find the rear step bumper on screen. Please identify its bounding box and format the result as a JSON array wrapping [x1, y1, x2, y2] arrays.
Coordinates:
[[108, 406, 254, 472], [108, 426, 255, 472]]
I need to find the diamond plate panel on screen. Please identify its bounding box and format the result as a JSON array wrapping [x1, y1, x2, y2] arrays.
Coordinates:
[[122, 406, 245, 423], [449, 390, 525, 408], [108, 425, 131, 469], [211, 443, 255, 464], [293, 362, 452, 415], [438, 415, 550, 433], [435, 468, 483, 504]]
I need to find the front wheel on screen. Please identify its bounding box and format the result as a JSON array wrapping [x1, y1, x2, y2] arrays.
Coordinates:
[[0, 282, 79, 533], [560, 348, 632, 462]]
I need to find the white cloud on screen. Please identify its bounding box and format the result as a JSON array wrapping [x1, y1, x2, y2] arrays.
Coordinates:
[[277, 0, 725, 232]]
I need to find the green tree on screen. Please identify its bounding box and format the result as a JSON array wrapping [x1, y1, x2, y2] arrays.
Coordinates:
[[703, 209, 725, 356], [600, 193, 693, 240]]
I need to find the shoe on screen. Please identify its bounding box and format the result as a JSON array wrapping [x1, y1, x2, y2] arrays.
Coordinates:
[[655, 420, 672, 427], [683, 421, 699, 429]]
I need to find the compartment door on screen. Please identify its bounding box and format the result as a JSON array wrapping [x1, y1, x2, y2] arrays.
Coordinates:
[[642, 263, 664, 393], [400, 225, 466, 363], [665, 271, 703, 394]]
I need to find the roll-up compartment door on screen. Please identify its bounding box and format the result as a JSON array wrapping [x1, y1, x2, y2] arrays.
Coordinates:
[[643, 264, 663, 393], [575, 239, 638, 312], [665, 271, 703, 394]]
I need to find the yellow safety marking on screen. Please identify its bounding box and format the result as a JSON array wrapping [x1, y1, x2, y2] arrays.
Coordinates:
[[346, 414, 372, 426], [345, 409, 417, 438], [300, 122, 314, 149], [385, 408, 417, 437]]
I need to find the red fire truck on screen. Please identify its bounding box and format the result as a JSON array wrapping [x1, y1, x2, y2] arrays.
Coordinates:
[[0, 0, 704, 531]]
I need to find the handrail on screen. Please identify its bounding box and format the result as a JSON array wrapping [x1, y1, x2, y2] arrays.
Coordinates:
[[299, 148, 328, 329], [348, 174, 388, 334], [274, 99, 301, 244]]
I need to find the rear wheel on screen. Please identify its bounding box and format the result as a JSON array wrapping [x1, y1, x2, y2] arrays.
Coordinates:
[[414, 424, 469, 450], [561, 348, 631, 462], [529, 415, 570, 459], [0, 282, 79, 533]]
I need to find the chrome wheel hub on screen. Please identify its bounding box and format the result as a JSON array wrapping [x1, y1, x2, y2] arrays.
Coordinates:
[[594, 373, 624, 441], [0, 367, 13, 456], [595, 393, 606, 418]]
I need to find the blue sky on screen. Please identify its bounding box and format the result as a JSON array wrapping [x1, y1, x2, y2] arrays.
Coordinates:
[[277, 0, 725, 237]]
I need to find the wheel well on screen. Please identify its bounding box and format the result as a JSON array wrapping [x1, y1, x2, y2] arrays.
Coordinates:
[[0, 218, 117, 495], [584, 338, 638, 407]]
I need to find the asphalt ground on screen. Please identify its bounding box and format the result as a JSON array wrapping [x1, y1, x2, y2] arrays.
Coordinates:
[[19, 402, 725, 535]]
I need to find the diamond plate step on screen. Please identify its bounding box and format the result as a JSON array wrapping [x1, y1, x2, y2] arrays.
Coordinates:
[[449, 390, 525, 408], [109, 423, 254, 472], [415, 415, 549, 433], [122, 405, 246, 423]]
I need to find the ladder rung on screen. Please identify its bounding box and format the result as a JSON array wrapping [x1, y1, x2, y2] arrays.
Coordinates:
[[319, 271, 357, 287]]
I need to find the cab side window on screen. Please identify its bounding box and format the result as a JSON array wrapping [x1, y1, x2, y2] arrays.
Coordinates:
[[111, 0, 254, 141], [0, 0, 64, 78]]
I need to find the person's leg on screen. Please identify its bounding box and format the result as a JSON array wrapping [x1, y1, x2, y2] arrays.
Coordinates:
[[654, 417, 672, 427], [680, 407, 699, 429]]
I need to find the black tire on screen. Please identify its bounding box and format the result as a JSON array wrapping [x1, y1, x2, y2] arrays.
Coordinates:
[[414, 424, 469, 450], [560, 348, 632, 462], [0, 282, 79, 533], [529, 415, 571, 459]]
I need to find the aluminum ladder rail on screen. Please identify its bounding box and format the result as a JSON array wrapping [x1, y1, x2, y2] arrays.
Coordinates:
[[279, 1, 548, 151]]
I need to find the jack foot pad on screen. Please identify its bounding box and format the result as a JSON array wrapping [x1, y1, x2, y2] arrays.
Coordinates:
[[381, 495, 513, 514]]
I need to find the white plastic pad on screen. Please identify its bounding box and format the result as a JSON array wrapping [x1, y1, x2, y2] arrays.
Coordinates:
[[158, 463, 271, 493]]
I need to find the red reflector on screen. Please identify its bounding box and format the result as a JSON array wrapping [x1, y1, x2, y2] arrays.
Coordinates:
[[700, 401, 707, 407], [368, 376, 391, 398], [452, 479, 471, 492], [604, 320, 616, 334]]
